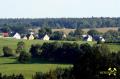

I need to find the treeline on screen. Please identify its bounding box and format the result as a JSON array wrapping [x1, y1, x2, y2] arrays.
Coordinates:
[[30, 42, 81, 63], [0, 18, 120, 32]]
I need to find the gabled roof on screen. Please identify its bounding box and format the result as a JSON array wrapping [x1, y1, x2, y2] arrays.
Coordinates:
[[38, 34, 49, 39]]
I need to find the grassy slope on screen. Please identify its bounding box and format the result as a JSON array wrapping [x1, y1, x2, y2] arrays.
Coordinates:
[[0, 57, 72, 79]]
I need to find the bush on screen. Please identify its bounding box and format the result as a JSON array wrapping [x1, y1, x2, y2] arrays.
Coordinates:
[[18, 51, 31, 63], [3, 46, 14, 57], [32, 68, 73, 79], [16, 41, 25, 54], [0, 73, 24, 79]]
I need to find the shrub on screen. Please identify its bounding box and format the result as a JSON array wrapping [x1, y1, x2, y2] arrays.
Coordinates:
[[18, 51, 31, 63], [16, 41, 25, 54], [3, 46, 14, 57]]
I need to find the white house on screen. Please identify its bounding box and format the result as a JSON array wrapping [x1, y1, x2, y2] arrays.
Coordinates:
[[99, 36, 105, 42], [83, 35, 92, 41], [42, 34, 50, 40], [13, 33, 21, 39], [28, 34, 34, 40], [82, 34, 87, 38], [63, 34, 67, 38], [23, 36, 27, 40]]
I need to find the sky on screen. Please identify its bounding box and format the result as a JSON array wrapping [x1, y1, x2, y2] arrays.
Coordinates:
[[0, 0, 119, 18]]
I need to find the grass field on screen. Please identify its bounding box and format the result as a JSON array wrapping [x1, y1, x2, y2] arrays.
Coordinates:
[[0, 57, 72, 79], [0, 38, 120, 79]]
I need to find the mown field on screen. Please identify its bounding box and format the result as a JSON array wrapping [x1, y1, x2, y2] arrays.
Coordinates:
[[0, 38, 120, 79], [0, 57, 72, 79]]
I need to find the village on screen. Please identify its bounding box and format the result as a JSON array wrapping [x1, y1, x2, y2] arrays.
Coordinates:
[[0, 28, 106, 42]]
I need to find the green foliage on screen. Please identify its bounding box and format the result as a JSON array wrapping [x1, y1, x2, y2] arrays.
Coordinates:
[[30, 44, 42, 57], [87, 29, 101, 36], [67, 29, 85, 41], [18, 51, 31, 63], [3, 46, 14, 57], [16, 41, 25, 54], [50, 31, 63, 40], [0, 73, 24, 79], [30, 42, 81, 63], [0, 18, 120, 29], [74, 28, 85, 36], [1, 26, 11, 33], [73, 44, 120, 79], [103, 30, 120, 42], [38, 27, 52, 36], [32, 68, 73, 79]]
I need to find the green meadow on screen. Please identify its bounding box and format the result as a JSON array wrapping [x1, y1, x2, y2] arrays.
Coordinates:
[[0, 38, 120, 79], [0, 57, 72, 79]]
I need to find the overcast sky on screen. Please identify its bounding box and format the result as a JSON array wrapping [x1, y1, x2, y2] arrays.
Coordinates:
[[0, 0, 119, 18]]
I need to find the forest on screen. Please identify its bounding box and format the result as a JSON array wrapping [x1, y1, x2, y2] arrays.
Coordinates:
[[0, 17, 120, 30]]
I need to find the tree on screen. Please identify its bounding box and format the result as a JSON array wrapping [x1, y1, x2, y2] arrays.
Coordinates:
[[103, 30, 120, 42], [29, 44, 42, 58], [16, 41, 25, 54], [18, 51, 31, 63], [38, 27, 52, 37], [1, 26, 11, 33], [50, 31, 63, 40], [74, 28, 85, 36], [3, 46, 14, 57], [87, 29, 101, 36]]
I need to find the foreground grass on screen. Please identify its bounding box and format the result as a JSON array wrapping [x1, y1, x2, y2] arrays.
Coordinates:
[[0, 57, 72, 79], [0, 64, 71, 79]]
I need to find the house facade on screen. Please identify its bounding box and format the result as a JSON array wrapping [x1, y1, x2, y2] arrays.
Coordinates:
[[42, 34, 50, 40], [13, 33, 21, 39], [83, 35, 93, 41]]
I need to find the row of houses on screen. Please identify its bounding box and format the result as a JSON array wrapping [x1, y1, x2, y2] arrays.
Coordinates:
[[0, 32, 105, 42], [83, 35, 105, 42], [0, 32, 50, 40]]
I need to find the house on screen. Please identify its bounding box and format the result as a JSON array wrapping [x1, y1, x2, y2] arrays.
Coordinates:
[[82, 35, 87, 38], [39, 34, 50, 41], [3, 32, 9, 37], [42, 34, 50, 40], [28, 34, 34, 40], [13, 33, 21, 39], [99, 36, 105, 42], [83, 35, 92, 41], [93, 36, 105, 42], [23, 36, 27, 40], [63, 34, 67, 38]]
